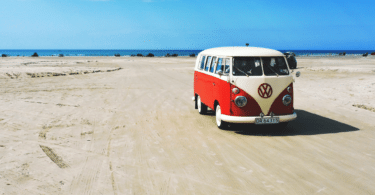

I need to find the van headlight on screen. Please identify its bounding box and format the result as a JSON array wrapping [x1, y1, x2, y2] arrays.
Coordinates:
[[282, 95, 292, 106], [235, 96, 247, 107]]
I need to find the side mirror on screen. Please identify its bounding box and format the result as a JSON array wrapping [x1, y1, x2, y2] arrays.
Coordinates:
[[296, 71, 301, 77], [217, 70, 223, 76]]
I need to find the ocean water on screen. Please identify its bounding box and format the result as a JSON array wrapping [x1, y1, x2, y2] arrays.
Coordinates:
[[0, 49, 201, 57], [279, 50, 375, 56], [0, 49, 374, 57]]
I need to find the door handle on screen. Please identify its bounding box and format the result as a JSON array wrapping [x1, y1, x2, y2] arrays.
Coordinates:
[[213, 83, 215, 86]]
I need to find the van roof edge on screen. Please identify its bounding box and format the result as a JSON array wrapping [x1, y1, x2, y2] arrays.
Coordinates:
[[199, 47, 284, 57]]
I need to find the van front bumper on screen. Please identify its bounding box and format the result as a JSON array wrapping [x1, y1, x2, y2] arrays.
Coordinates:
[[220, 112, 297, 123]]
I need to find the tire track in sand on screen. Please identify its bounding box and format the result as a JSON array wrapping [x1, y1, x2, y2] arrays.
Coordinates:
[[39, 145, 69, 168], [68, 118, 103, 195], [69, 71, 135, 195]]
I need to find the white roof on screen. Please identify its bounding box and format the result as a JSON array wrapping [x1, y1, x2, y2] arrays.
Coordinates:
[[199, 47, 284, 57]]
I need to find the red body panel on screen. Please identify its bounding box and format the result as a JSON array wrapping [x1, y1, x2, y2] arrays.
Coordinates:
[[194, 71, 231, 115], [230, 85, 262, 116], [267, 83, 294, 115], [212, 76, 231, 115]]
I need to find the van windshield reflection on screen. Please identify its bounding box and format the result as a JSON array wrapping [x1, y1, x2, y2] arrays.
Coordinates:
[[262, 57, 289, 76], [233, 57, 289, 76], [233, 57, 262, 76]]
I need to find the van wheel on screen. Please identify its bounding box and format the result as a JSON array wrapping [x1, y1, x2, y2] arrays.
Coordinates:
[[195, 96, 198, 109], [197, 95, 207, 114], [216, 104, 228, 129]]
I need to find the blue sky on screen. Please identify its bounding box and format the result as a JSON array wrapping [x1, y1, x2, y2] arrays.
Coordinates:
[[0, 0, 374, 50]]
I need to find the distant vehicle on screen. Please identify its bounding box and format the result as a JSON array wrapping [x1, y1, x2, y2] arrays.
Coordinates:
[[284, 52, 297, 69], [283, 51, 295, 56], [193, 47, 300, 129]]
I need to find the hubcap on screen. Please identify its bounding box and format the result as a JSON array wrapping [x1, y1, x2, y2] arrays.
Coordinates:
[[216, 105, 221, 127]]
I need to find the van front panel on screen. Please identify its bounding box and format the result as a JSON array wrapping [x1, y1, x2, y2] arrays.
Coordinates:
[[231, 76, 293, 116]]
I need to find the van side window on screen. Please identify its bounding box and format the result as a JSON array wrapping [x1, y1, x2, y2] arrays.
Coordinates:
[[210, 57, 217, 73], [224, 58, 230, 74], [205, 56, 212, 71], [215, 58, 223, 73], [199, 56, 206, 70]]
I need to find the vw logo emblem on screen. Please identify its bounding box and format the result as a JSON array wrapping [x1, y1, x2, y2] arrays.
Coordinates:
[[258, 83, 273, 98]]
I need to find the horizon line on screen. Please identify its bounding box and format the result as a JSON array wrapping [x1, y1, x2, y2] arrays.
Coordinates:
[[1, 49, 375, 51]]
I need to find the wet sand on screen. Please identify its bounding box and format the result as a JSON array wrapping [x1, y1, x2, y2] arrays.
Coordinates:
[[1, 56, 375, 194]]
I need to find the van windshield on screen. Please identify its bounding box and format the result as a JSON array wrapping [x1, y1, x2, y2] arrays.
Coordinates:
[[233, 57, 289, 76], [233, 57, 262, 76], [262, 57, 289, 76]]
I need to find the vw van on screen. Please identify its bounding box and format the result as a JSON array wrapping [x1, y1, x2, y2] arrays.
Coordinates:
[[193, 47, 299, 129]]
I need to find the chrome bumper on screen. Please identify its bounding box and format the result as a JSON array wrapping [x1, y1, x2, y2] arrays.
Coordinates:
[[220, 112, 297, 123]]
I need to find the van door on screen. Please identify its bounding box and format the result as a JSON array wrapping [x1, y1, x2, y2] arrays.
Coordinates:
[[195, 55, 206, 102], [213, 57, 232, 115], [206, 56, 216, 109], [200, 56, 212, 108], [228, 57, 236, 115]]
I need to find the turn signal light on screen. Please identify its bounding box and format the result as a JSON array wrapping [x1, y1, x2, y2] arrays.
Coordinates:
[[232, 88, 240, 94], [287, 86, 292, 93]]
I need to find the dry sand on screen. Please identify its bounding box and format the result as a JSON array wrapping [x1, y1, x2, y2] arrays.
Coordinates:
[[0, 56, 375, 194]]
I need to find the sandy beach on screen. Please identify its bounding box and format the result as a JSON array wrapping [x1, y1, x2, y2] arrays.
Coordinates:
[[1, 56, 375, 194]]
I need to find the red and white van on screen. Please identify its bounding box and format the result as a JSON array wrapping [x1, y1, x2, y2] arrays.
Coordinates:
[[193, 47, 300, 129]]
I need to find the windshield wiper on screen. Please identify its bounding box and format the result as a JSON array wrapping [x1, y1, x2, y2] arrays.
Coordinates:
[[266, 65, 279, 77], [233, 65, 249, 77]]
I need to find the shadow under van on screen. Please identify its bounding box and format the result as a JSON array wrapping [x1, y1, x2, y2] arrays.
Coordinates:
[[216, 109, 359, 136]]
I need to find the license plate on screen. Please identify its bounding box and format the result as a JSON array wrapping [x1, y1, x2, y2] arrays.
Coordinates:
[[255, 117, 279, 124]]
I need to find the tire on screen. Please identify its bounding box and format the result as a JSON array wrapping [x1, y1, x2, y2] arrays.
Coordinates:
[[216, 104, 228, 129], [195, 95, 198, 109], [197, 95, 207, 114]]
